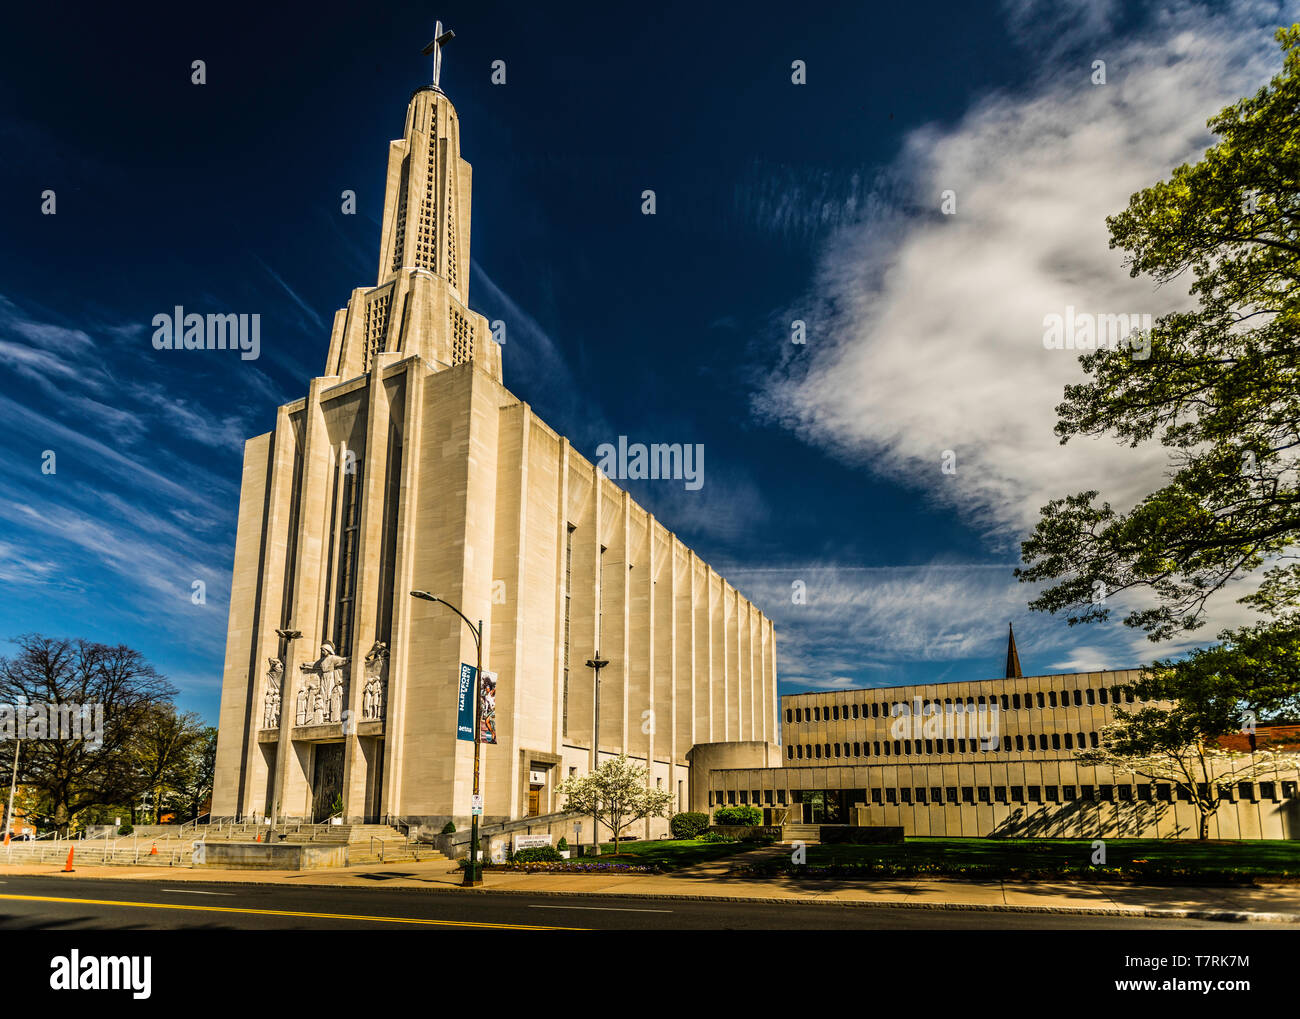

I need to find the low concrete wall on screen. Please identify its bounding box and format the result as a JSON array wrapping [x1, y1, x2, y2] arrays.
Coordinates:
[[430, 812, 584, 859], [198, 842, 349, 870]]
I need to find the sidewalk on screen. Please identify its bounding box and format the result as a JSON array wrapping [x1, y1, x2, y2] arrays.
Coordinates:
[[2, 852, 1297, 923]]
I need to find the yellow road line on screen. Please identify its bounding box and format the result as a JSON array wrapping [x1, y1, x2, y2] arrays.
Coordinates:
[[0, 893, 584, 930]]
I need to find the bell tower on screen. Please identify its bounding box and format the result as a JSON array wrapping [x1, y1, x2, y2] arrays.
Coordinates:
[[376, 87, 471, 296], [322, 28, 500, 384]]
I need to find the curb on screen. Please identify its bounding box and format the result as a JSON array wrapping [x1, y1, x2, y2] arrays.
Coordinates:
[[14, 868, 1299, 923]]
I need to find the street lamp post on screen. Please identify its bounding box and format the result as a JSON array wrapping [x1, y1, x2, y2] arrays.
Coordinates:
[[4, 737, 19, 846], [411, 590, 485, 887], [585, 652, 609, 855], [268, 628, 302, 831]]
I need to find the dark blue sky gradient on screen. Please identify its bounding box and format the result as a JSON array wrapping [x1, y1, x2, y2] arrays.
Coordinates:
[[0, 0, 1186, 721]]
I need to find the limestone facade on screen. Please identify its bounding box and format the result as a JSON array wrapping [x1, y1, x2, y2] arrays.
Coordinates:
[[210, 83, 779, 830]]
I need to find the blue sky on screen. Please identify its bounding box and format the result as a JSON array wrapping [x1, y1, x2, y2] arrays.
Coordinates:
[[0, 0, 1292, 722]]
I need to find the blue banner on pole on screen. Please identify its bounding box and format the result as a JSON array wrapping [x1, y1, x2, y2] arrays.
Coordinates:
[[456, 662, 477, 741]]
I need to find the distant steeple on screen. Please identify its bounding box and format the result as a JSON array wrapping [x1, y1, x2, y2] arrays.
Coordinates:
[[1005, 624, 1023, 679]]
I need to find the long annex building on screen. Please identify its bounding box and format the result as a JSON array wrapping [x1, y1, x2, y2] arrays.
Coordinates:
[[691, 632, 1300, 839], [210, 67, 778, 834]]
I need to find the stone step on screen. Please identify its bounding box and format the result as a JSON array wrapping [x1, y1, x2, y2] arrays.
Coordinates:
[[1, 825, 418, 867], [344, 849, 445, 865]]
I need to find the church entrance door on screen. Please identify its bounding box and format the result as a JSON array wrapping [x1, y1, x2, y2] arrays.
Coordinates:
[[311, 743, 345, 821]]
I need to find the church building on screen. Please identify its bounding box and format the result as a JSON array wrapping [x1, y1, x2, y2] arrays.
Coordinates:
[[210, 42, 780, 832]]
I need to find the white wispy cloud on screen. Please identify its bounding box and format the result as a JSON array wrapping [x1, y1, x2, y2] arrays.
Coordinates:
[[471, 258, 612, 446], [1048, 646, 1114, 672], [726, 563, 1046, 683], [0, 297, 246, 677], [755, 0, 1289, 671], [254, 255, 327, 333]]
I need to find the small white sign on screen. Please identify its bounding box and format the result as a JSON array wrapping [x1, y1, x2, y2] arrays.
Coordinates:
[[471, 795, 483, 809], [512, 833, 552, 852], [528, 770, 546, 785]]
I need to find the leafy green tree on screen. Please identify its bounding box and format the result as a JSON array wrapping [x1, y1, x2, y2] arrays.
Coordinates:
[[130, 704, 208, 824], [1079, 702, 1299, 840], [166, 724, 216, 821], [0, 635, 175, 835], [1019, 27, 1300, 645], [555, 754, 674, 853]]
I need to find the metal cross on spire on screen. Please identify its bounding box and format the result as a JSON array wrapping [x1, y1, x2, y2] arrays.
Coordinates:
[[421, 19, 456, 89]]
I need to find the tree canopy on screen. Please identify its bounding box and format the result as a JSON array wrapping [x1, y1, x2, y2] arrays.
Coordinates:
[[0, 633, 208, 834], [1018, 26, 1300, 643], [555, 754, 674, 852]]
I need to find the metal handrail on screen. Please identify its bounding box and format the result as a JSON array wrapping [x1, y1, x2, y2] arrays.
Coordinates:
[[178, 813, 215, 840]]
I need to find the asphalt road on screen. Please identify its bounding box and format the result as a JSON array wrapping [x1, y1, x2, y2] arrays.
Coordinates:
[[0, 875, 1291, 930]]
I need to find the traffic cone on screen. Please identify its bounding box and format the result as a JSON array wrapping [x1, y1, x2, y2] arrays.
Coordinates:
[[63, 846, 74, 872], [149, 843, 157, 855], [255, 833, 261, 842]]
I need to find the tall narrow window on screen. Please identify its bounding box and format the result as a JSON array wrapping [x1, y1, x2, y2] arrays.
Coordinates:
[[334, 464, 361, 656], [598, 545, 607, 647], [595, 544, 606, 752], [279, 421, 305, 630], [377, 431, 402, 644], [562, 523, 574, 737]]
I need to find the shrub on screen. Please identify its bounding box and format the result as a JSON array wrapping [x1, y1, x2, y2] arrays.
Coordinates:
[[669, 811, 710, 839], [513, 846, 563, 863], [713, 804, 762, 826], [695, 830, 735, 843], [556, 837, 568, 852], [440, 820, 456, 834], [118, 824, 134, 836]]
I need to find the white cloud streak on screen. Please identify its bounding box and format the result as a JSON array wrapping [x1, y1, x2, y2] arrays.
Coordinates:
[[755, 0, 1290, 675]]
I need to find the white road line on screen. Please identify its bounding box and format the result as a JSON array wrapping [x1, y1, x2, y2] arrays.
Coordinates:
[[528, 904, 672, 913], [159, 888, 237, 896]]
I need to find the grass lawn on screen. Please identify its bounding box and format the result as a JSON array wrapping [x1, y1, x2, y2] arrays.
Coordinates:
[[591, 838, 757, 869], [797, 838, 1300, 876]]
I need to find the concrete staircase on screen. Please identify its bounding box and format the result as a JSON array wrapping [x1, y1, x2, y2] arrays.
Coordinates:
[[0, 823, 447, 868], [780, 824, 822, 845], [1, 839, 193, 867]]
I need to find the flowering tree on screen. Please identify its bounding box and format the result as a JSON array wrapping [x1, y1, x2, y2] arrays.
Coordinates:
[[555, 755, 674, 853], [1078, 706, 1300, 839]]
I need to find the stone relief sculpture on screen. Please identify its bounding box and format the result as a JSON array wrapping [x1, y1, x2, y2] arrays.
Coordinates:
[[298, 642, 351, 725], [362, 641, 389, 720], [263, 658, 283, 728]]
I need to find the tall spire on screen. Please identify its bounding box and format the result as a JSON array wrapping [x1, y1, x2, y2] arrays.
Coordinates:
[[319, 41, 503, 385], [1005, 623, 1023, 679]]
